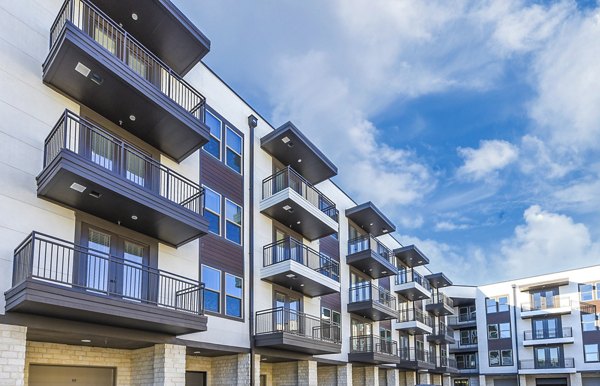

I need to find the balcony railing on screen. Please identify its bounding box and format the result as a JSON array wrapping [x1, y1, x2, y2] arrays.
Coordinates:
[[396, 269, 431, 290], [433, 321, 454, 337], [448, 314, 477, 324], [255, 307, 341, 343], [263, 238, 340, 281], [350, 335, 398, 356], [524, 327, 573, 340], [12, 232, 204, 314], [44, 111, 205, 215], [399, 348, 436, 365], [521, 296, 572, 312], [427, 293, 454, 308], [261, 166, 338, 220], [440, 356, 458, 369], [50, 0, 206, 119], [349, 283, 396, 309], [518, 358, 575, 370], [398, 308, 432, 326], [348, 235, 395, 265]]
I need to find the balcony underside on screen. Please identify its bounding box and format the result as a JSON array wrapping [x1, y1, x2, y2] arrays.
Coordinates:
[[42, 24, 210, 162], [449, 345, 478, 353], [523, 337, 575, 346], [260, 260, 340, 298], [4, 279, 207, 335], [520, 308, 572, 319], [426, 303, 454, 316], [348, 352, 401, 365], [254, 332, 341, 355], [427, 334, 456, 345], [394, 282, 431, 301], [398, 360, 436, 371], [431, 366, 459, 374], [347, 250, 398, 279], [260, 189, 337, 241], [394, 321, 432, 335], [448, 320, 476, 329], [347, 300, 396, 321], [90, 0, 211, 75], [37, 151, 208, 247]]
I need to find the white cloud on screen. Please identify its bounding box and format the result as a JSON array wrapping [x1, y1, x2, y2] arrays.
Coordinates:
[[435, 221, 469, 231], [457, 140, 519, 181]]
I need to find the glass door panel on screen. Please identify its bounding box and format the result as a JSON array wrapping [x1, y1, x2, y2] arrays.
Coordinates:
[[86, 229, 110, 293], [122, 241, 145, 301]]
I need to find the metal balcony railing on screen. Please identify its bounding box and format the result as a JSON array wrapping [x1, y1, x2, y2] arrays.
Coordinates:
[[448, 314, 477, 325], [348, 234, 395, 266], [350, 335, 398, 356], [398, 308, 433, 326], [440, 356, 458, 369], [433, 321, 454, 338], [255, 307, 341, 344], [518, 358, 575, 370], [349, 283, 396, 309], [50, 0, 206, 119], [12, 232, 204, 314], [399, 348, 436, 365], [396, 269, 432, 291], [523, 327, 573, 340], [521, 296, 572, 312], [44, 110, 205, 215], [263, 238, 340, 282], [427, 292, 454, 308], [261, 166, 338, 220]]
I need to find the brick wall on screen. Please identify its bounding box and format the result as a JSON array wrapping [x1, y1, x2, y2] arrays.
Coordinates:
[[154, 344, 185, 386], [0, 324, 26, 386], [318, 366, 337, 386], [131, 346, 154, 386], [272, 362, 298, 386], [352, 366, 365, 385]]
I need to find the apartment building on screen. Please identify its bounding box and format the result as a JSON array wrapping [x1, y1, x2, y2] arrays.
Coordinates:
[[0, 0, 458, 385], [445, 266, 600, 386]]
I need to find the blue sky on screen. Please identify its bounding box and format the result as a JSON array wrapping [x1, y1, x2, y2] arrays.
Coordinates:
[[176, 0, 600, 284]]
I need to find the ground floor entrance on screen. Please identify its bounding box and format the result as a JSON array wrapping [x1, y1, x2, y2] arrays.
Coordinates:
[[29, 365, 115, 386]]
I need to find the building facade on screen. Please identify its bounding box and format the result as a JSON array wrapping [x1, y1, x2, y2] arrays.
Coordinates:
[[446, 266, 600, 386], [0, 1, 458, 385]]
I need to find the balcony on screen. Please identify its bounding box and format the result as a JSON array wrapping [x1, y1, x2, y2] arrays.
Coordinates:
[[254, 307, 341, 355], [518, 358, 575, 374], [87, 0, 211, 75], [4, 232, 207, 335], [37, 111, 208, 247], [347, 284, 397, 321], [394, 308, 433, 335], [394, 245, 430, 268], [428, 322, 455, 344], [348, 335, 401, 365], [448, 314, 477, 328], [398, 348, 436, 370], [347, 235, 398, 279], [260, 238, 340, 297], [260, 167, 338, 241], [435, 356, 459, 374], [426, 293, 455, 316], [523, 327, 574, 346], [449, 341, 478, 353], [393, 269, 432, 301], [43, 0, 210, 162], [520, 296, 573, 318]]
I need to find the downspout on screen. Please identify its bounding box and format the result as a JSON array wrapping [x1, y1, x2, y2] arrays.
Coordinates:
[[512, 284, 521, 386], [248, 115, 258, 385]]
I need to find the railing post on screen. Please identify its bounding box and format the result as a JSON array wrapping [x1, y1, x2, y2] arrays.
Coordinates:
[[28, 232, 36, 280]]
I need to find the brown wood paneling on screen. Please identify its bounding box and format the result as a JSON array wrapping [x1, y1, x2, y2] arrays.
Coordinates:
[[200, 151, 243, 204], [487, 338, 513, 350], [200, 234, 244, 276], [321, 293, 341, 312], [380, 320, 391, 330], [486, 311, 511, 324], [583, 330, 600, 344], [319, 235, 340, 260]]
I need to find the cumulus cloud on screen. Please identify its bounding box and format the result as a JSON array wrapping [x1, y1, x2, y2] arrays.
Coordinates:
[[435, 221, 469, 231], [457, 140, 519, 181]]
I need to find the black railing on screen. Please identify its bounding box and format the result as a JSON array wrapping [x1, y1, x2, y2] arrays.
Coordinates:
[[263, 238, 339, 282], [433, 321, 454, 338], [399, 348, 436, 365], [440, 356, 458, 369], [396, 268, 431, 291], [44, 111, 205, 215], [521, 296, 572, 312], [349, 283, 396, 309], [348, 234, 395, 266], [398, 308, 432, 326], [448, 314, 477, 325], [519, 358, 575, 370], [12, 232, 204, 314], [255, 307, 341, 344], [49, 0, 206, 119], [350, 335, 398, 356], [524, 327, 572, 340], [261, 166, 338, 221], [427, 292, 454, 308]]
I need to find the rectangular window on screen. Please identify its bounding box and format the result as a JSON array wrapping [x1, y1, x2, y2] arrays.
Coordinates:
[[225, 199, 242, 245], [225, 127, 242, 174], [225, 273, 243, 318], [500, 323, 511, 338], [582, 312, 598, 332], [486, 296, 509, 313], [498, 296, 509, 312], [486, 298, 497, 314], [204, 111, 222, 160], [580, 283, 594, 301], [488, 324, 499, 339], [203, 187, 221, 235], [585, 344, 599, 362], [489, 350, 500, 366], [501, 349, 513, 366], [202, 265, 221, 313]]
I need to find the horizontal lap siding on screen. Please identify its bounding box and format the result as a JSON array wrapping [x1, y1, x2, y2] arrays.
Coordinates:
[[200, 152, 243, 204], [320, 235, 341, 312], [200, 234, 243, 277]]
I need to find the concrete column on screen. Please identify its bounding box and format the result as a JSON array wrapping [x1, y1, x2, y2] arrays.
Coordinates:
[[0, 324, 27, 386], [251, 354, 261, 386], [479, 375, 487, 386], [337, 363, 353, 386], [365, 366, 379, 386], [406, 371, 418, 386], [236, 353, 252, 386], [297, 360, 317, 386], [420, 372, 431, 385], [387, 368, 400, 386], [442, 375, 452, 386], [153, 344, 186, 386], [569, 373, 583, 386]]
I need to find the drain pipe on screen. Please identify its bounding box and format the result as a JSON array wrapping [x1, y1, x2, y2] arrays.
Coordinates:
[[512, 284, 521, 386], [248, 115, 258, 385]]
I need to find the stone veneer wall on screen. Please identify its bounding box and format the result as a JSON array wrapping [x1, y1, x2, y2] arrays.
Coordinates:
[[271, 362, 298, 386], [0, 324, 27, 386], [317, 366, 337, 386]]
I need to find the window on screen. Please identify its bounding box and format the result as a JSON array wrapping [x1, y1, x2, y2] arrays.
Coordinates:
[[322, 307, 341, 340], [498, 296, 509, 312], [585, 344, 599, 362], [459, 305, 476, 322], [225, 199, 242, 244], [225, 273, 243, 318], [204, 111, 221, 160], [580, 284, 594, 301], [489, 350, 500, 366], [488, 324, 499, 339], [489, 350, 512, 366], [486, 296, 509, 313], [202, 265, 221, 313], [582, 312, 598, 331], [486, 298, 497, 314], [501, 349, 513, 366], [500, 323, 511, 338], [225, 127, 242, 174], [460, 328, 477, 345], [488, 323, 511, 339], [456, 353, 477, 369], [203, 187, 221, 235]]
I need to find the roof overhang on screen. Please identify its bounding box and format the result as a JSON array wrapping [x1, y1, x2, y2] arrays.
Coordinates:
[[519, 278, 570, 292], [346, 202, 396, 237], [394, 245, 430, 268], [425, 272, 453, 289]]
